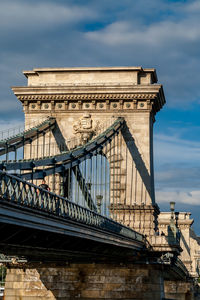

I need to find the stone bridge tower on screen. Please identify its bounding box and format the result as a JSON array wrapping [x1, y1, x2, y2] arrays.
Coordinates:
[[12, 66, 165, 237]]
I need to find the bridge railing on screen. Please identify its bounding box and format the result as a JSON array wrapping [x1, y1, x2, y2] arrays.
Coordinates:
[[0, 117, 51, 141], [0, 171, 145, 244]]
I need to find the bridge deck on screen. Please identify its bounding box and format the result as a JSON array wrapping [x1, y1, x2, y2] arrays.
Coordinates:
[[0, 170, 145, 261], [0, 199, 145, 261]]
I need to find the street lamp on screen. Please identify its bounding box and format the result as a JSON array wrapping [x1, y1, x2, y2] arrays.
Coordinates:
[[96, 195, 103, 214], [170, 201, 175, 222], [170, 201, 175, 213]]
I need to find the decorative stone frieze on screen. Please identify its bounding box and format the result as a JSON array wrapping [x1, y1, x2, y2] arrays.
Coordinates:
[[17, 94, 157, 114]]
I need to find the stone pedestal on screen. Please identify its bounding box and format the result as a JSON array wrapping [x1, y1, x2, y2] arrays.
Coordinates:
[[111, 203, 159, 236]]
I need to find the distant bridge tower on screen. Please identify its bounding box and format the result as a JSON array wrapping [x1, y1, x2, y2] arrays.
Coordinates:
[[12, 66, 165, 237]]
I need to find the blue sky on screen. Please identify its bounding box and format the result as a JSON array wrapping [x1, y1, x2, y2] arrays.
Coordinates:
[[1, 0, 200, 233]]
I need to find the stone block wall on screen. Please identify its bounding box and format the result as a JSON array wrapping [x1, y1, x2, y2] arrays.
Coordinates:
[[164, 280, 194, 300], [4, 263, 165, 300]]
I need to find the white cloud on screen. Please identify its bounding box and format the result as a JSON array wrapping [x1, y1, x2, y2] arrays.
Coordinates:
[[156, 189, 200, 205], [154, 133, 200, 166], [86, 17, 200, 47], [83, 0, 200, 107], [154, 129, 200, 206], [0, 1, 95, 32], [1, 0, 200, 114], [183, 0, 200, 13]]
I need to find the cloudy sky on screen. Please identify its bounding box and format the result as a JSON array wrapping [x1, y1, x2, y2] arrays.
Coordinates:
[[1, 0, 200, 233]]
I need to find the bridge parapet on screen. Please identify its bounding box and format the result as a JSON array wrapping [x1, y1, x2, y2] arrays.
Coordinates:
[[149, 235, 182, 255], [0, 169, 146, 260]]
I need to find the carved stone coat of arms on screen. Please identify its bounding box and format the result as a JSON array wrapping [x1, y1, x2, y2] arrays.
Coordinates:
[[73, 114, 100, 143]]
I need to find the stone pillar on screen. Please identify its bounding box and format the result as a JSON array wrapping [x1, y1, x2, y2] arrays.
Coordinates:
[[4, 263, 165, 300], [12, 67, 165, 238], [107, 110, 160, 236]]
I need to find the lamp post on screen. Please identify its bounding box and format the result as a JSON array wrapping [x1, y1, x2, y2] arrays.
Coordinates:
[[170, 201, 175, 221], [170, 201, 175, 212]]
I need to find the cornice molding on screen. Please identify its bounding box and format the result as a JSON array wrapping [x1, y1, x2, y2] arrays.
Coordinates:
[[12, 84, 165, 115], [18, 93, 160, 114], [17, 93, 157, 101]]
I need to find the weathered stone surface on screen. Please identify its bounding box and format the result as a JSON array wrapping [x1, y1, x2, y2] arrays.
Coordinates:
[[164, 280, 194, 300], [4, 263, 166, 300]]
